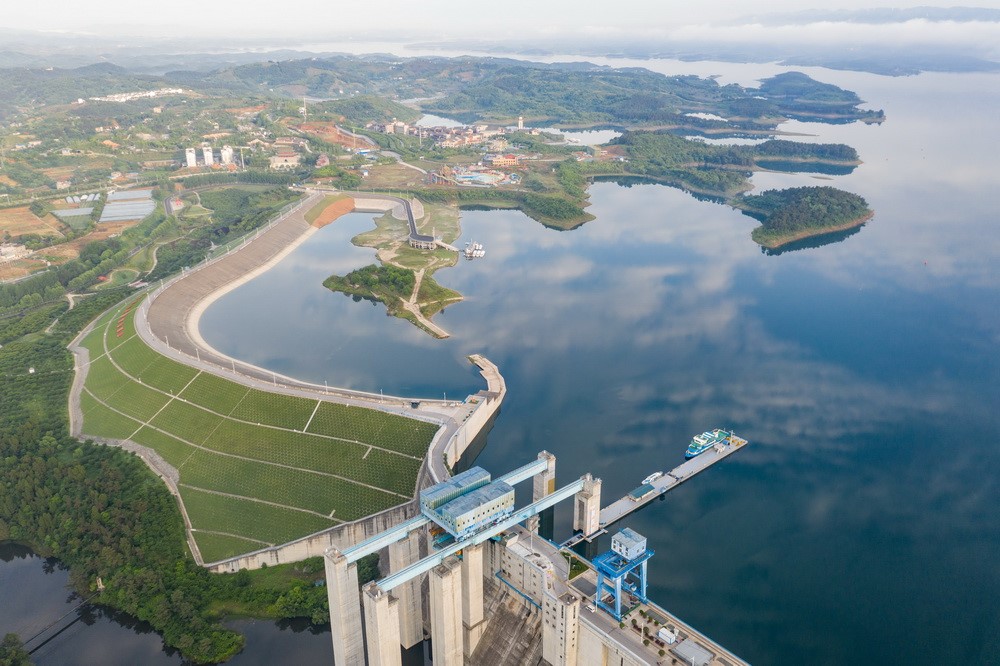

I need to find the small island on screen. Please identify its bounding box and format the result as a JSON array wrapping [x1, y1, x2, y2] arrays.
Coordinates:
[[323, 263, 459, 338], [734, 186, 873, 249], [315, 196, 462, 338]]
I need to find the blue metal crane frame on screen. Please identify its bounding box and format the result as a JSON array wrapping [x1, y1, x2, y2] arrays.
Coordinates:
[[593, 548, 654, 621]]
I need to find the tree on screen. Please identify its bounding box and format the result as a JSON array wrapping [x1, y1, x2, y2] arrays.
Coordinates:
[[0, 633, 30, 666]]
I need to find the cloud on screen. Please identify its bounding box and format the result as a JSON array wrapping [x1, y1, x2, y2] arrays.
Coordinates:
[[669, 18, 1000, 54]]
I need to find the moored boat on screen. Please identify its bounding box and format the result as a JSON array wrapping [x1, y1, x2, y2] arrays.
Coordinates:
[[685, 428, 732, 459]]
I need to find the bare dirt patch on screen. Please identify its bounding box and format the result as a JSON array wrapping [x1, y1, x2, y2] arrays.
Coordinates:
[[295, 121, 372, 150], [226, 104, 267, 115], [0, 206, 65, 239], [307, 196, 356, 228]]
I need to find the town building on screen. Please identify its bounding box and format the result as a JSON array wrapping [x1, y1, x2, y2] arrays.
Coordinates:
[[185, 148, 197, 168], [485, 154, 519, 168], [270, 151, 301, 170]]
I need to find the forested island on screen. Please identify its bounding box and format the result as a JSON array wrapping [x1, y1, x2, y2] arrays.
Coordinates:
[[735, 186, 873, 248], [324, 263, 461, 337], [324, 264, 414, 315]]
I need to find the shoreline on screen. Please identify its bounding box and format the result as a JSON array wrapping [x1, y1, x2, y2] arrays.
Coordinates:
[[95, 189, 508, 570], [753, 211, 874, 249]]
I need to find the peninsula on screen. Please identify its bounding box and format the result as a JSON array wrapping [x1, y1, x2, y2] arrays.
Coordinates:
[[734, 186, 873, 248]]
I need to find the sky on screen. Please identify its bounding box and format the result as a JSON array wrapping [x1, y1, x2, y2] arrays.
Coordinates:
[[2, 1, 999, 41]]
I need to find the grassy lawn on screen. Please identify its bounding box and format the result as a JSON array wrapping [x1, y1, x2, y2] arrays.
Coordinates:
[[306, 401, 439, 456], [177, 372, 250, 414], [80, 390, 143, 439], [192, 532, 268, 564], [179, 486, 336, 547], [78, 300, 438, 558], [228, 390, 317, 430], [562, 552, 590, 580], [94, 268, 139, 290]]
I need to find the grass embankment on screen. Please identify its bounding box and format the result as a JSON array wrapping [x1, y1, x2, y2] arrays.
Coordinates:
[[2, 288, 398, 662], [79, 301, 437, 562]]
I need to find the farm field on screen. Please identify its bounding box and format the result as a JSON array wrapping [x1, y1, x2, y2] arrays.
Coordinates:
[[0, 205, 65, 239], [78, 299, 439, 562]]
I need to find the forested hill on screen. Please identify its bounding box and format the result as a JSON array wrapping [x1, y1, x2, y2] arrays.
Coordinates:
[[736, 186, 873, 247], [0, 55, 884, 129], [0, 63, 163, 118], [423, 67, 885, 127], [603, 131, 860, 198]]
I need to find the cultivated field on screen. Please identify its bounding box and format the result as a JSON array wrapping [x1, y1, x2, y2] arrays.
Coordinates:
[[0, 206, 65, 239], [79, 300, 437, 562]]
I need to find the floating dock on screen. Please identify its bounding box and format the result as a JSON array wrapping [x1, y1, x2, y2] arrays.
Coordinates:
[[563, 434, 748, 547]]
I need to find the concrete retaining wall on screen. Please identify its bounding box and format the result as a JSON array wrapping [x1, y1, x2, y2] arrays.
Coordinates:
[[207, 501, 418, 573]]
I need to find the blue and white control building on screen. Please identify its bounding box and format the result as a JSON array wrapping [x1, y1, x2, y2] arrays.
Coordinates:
[[421, 466, 516, 540]]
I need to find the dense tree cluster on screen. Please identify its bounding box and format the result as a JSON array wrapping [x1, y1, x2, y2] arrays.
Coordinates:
[[180, 171, 300, 189], [738, 186, 872, 243], [318, 95, 420, 124], [0, 288, 371, 662], [426, 66, 884, 126], [325, 264, 416, 313], [0, 633, 30, 666]]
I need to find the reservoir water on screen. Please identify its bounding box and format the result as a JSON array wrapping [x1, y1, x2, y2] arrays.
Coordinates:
[[7, 61, 998, 664], [201, 65, 1000, 665]]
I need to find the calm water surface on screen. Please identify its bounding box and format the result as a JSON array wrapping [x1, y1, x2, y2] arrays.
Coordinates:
[[8, 61, 998, 665], [201, 66, 1000, 665]]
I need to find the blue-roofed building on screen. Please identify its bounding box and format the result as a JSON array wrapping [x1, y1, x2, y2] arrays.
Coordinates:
[[436, 480, 514, 539]]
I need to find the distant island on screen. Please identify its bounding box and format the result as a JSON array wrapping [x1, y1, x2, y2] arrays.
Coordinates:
[[734, 186, 873, 248]]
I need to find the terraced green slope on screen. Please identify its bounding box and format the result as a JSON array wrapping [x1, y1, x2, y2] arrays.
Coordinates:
[[79, 299, 437, 562]]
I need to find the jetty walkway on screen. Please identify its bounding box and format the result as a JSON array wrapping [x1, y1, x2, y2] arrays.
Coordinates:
[[562, 435, 749, 548]]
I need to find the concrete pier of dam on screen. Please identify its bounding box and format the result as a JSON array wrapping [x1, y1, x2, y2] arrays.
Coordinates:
[[108, 188, 508, 571], [324, 452, 748, 666]]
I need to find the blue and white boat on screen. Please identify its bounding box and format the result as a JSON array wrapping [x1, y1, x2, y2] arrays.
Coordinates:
[[685, 429, 731, 459]]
